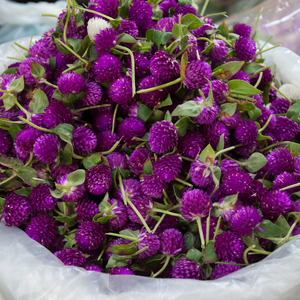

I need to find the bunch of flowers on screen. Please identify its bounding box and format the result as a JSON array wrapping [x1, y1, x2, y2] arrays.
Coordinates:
[[1, 0, 300, 281]]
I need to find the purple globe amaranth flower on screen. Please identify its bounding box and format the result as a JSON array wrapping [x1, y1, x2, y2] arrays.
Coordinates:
[[33, 134, 60, 164], [85, 264, 103, 272], [117, 19, 139, 39], [127, 52, 150, 79], [270, 97, 292, 114], [160, 228, 185, 256], [0, 128, 12, 155], [171, 257, 204, 279], [174, 5, 197, 16], [72, 126, 97, 156], [175, 34, 199, 61], [43, 100, 74, 129], [153, 154, 182, 183], [129, 147, 152, 176], [273, 116, 299, 142], [180, 189, 212, 221], [229, 70, 250, 83], [235, 119, 258, 146], [222, 169, 252, 198], [260, 189, 293, 221], [93, 54, 122, 83], [229, 206, 261, 237], [158, 0, 179, 17], [214, 231, 244, 263], [115, 178, 143, 201], [103, 198, 128, 231], [79, 81, 103, 107], [85, 163, 112, 195], [128, 0, 153, 33], [202, 120, 230, 149], [139, 76, 167, 107], [295, 155, 300, 175], [29, 183, 56, 215], [154, 17, 176, 33], [192, 98, 220, 125], [138, 229, 160, 259], [201, 80, 230, 105], [184, 60, 212, 90], [127, 195, 153, 225], [150, 51, 180, 82], [93, 111, 113, 132], [87, 0, 119, 19], [234, 36, 256, 62], [118, 116, 146, 146], [18, 58, 46, 85], [54, 248, 86, 268], [215, 196, 243, 223], [1, 193, 30, 227], [127, 102, 139, 117], [148, 120, 178, 154], [106, 152, 128, 170], [178, 130, 206, 159], [206, 40, 228, 64], [220, 108, 242, 130], [50, 161, 79, 180], [233, 23, 252, 36], [250, 67, 273, 91], [57, 72, 85, 95], [75, 221, 106, 251], [255, 103, 277, 131], [190, 158, 214, 188], [266, 148, 294, 177], [140, 174, 166, 199], [273, 172, 300, 194], [246, 180, 268, 205], [108, 76, 132, 105], [210, 261, 242, 280], [75, 196, 99, 223], [109, 266, 134, 275], [220, 159, 240, 175], [25, 215, 57, 249], [94, 28, 118, 56]]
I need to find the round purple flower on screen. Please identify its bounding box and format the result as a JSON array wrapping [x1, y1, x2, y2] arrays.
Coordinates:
[[273, 116, 299, 142], [158, 0, 179, 17], [25, 215, 57, 249], [154, 17, 176, 32], [140, 174, 166, 199], [180, 189, 212, 221], [192, 98, 220, 124], [295, 155, 300, 175], [129, 147, 152, 176], [127, 52, 150, 79], [256, 104, 277, 131], [202, 120, 230, 149], [174, 5, 197, 16], [104, 198, 128, 231], [207, 40, 228, 64], [108, 76, 132, 105], [273, 172, 300, 194], [115, 178, 143, 201], [270, 97, 292, 114], [250, 67, 273, 91], [87, 0, 119, 19], [220, 108, 242, 129], [184, 60, 212, 90], [128, 0, 153, 32], [234, 36, 256, 62], [160, 228, 185, 256], [266, 148, 294, 177], [94, 28, 118, 56], [235, 119, 258, 145], [260, 189, 293, 220], [93, 111, 113, 132], [0, 128, 12, 154], [33, 134, 60, 164], [54, 248, 86, 267], [214, 231, 244, 263], [150, 51, 180, 82], [220, 159, 240, 175], [234, 141, 257, 158], [79, 81, 103, 107], [85, 264, 103, 272], [210, 261, 242, 280], [128, 195, 154, 225], [233, 23, 252, 36], [75, 221, 106, 251], [106, 152, 128, 170], [57, 72, 85, 95], [93, 54, 122, 83], [138, 229, 160, 259], [118, 116, 146, 146], [171, 257, 204, 279], [148, 120, 178, 154], [178, 131, 206, 159], [29, 183, 56, 215], [216, 196, 243, 223], [189, 158, 214, 188], [109, 266, 134, 275], [85, 163, 112, 195], [229, 206, 261, 237], [201, 80, 230, 105], [1, 193, 30, 227], [75, 196, 99, 223], [15, 127, 42, 153], [229, 70, 250, 83], [50, 161, 79, 180], [117, 19, 139, 39], [72, 126, 97, 156]]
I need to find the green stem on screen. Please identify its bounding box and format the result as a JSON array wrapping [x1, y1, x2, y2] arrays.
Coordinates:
[[175, 44, 192, 58], [210, 184, 219, 199], [106, 232, 137, 242], [137, 77, 183, 94], [0, 174, 17, 186], [12, 95, 31, 119], [277, 218, 299, 247], [215, 262, 247, 266], [42, 14, 58, 18], [115, 45, 136, 97], [204, 12, 228, 19], [105, 201, 117, 216], [75, 6, 114, 21], [180, 156, 194, 162], [196, 217, 205, 249], [152, 214, 166, 234], [102, 137, 123, 155], [18, 116, 54, 133], [163, 189, 172, 206], [178, 14, 183, 38], [261, 35, 273, 51], [206, 211, 211, 245], [253, 71, 263, 88], [271, 85, 293, 103], [11, 45, 26, 60], [280, 182, 300, 192], [215, 144, 242, 158], [196, 37, 211, 43], [53, 208, 64, 216], [111, 104, 119, 134], [118, 172, 127, 206], [0, 89, 8, 94], [14, 42, 29, 52], [152, 208, 184, 219], [259, 114, 273, 133], [250, 8, 263, 38], [72, 0, 76, 17], [24, 152, 34, 167], [63, 0, 71, 47], [44, 80, 58, 89], [136, 141, 147, 150], [229, 94, 256, 101], [249, 66, 272, 79], [175, 177, 193, 187], [63, 202, 67, 216], [243, 245, 255, 265], [97, 237, 112, 261], [152, 255, 171, 278], [223, 153, 245, 166], [255, 44, 281, 56], [200, 0, 210, 16], [62, 62, 85, 74], [7, 57, 23, 61], [73, 104, 111, 113], [213, 216, 222, 240], [259, 141, 289, 153], [215, 36, 232, 48]]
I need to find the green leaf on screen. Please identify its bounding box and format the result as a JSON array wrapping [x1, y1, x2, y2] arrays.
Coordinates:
[[14, 166, 38, 187], [216, 134, 225, 152], [118, 0, 130, 18], [172, 23, 181, 39], [164, 110, 172, 122], [67, 169, 86, 186], [257, 132, 273, 141], [171, 100, 201, 117], [243, 62, 263, 75], [143, 157, 153, 175], [258, 179, 273, 189], [275, 215, 290, 233], [186, 248, 203, 263], [64, 239, 77, 249], [0, 156, 23, 168], [49, 57, 56, 70], [161, 32, 173, 45], [82, 153, 101, 169], [201, 42, 214, 55], [184, 232, 196, 250], [53, 123, 74, 142], [146, 28, 154, 42], [2, 94, 15, 111], [220, 103, 237, 117], [203, 240, 218, 264], [202, 263, 213, 279], [9, 76, 24, 93], [180, 52, 188, 79], [242, 235, 264, 251], [29, 89, 49, 114], [237, 102, 256, 111], [14, 187, 33, 197], [158, 94, 172, 109], [75, 10, 84, 26], [248, 107, 262, 121], [179, 35, 188, 51], [118, 168, 131, 179], [263, 83, 271, 105], [54, 39, 71, 55], [55, 214, 78, 227], [8, 123, 23, 141], [245, 152, 267, 173], [119, 229, 139, 240], [255, 220, 286, 239], [213, 61, 244, 79], [175, 116, 191, 137], [68, 91, 85, 103], [30, 62, 45, 81], [212, 167, 221, 187], [218, 22, 229, 39], [178, 0, 192, 5], [153, 30, 163, 48], [228, 80, 262, 96], [181, 14, 203, 30], [285, 142, 300, 156], [287, 101, 300, 124], [118, 33, 137, 44], [58, 150, 72, 165], [67, 38, 83, 52], [77, 35, 91, 56], [137, 104, 153, 122], [0, 197, 6, 215], [147, 109, 165, 125], [108, 244, 138, 255], [106, 253, 128, 269], [199, 144, 215, 163], [3, 67, 17, 75], [95, 215, 116, 224]]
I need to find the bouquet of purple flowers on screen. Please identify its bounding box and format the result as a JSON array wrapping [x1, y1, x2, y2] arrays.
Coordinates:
[[1, 0, 300, 287]]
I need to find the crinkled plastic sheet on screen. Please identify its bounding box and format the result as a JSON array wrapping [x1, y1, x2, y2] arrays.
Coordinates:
[[1, 35, 300, 300]]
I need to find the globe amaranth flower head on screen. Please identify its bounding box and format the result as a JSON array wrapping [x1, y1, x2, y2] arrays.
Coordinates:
[[178, 130, 206, 159], [103, 198, 128, 231], [29, 183, 56, 215], [192, 98, 220, 125], [108, 266, 134, 275], [106, 152, 128, 170], [75, 196, 99, 223], [137, 229, 160, 259], [229, 206, 261, 237], [210, 261, 242, 280], [233, 23, 252, 36], [273, 172, 300, 194], [140, 174, 167, 199], [1, 193, 30, 227], [189, 158, 214, 189], [206, 39, 228, 64], [87, 18, 112, 41], [215, 196, 243, 223], [85, 264, 103, 272], [25, 215, 57, 249], [128, 0, 153, 32], [256, 103, 277, 131], [220, 108, 242, 130], [214, 231, 244, 263], [94, 28, 118, 56], [85, 163, 112, 195], [117, 19, 139, 39], [115, 178, 143, 201], [235, 119, 258, 146], [154, 17, 176, 33], [54, 248, 86, 268], [78, 81, 103, 107], [50, 161, 79, 180], [87, 0, 119, 19], [126, 52, 150, 79], [160, 228, 185, 256], [75, 221, 106, 251], [174, 5, 197, 16], [158, 0, 179, 17], [72, 126, 97, 156], [266, 148, 294, 177], [171, 257, 204, 279], [272, 116, 299, 142], [0, 128, 12, 155], [128, 195, 154, 225], [250, 67, 273, 91], [148, 120, 178, 154], [93, 111, 113, 132], [270, 97, 292, 114], [234, 36, 256, 62], [18, 57, 47, 85], [33, 134, 60, 164], [202, 120, 230, 149], [14, 128, 42, 154], [129, 147, 152, 176], [57, 72, 85, 95], [229, 70, 250, 83], [108, 76, 132, 105], [180, 189, 212, 221], [201, 80, 230, 105]]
